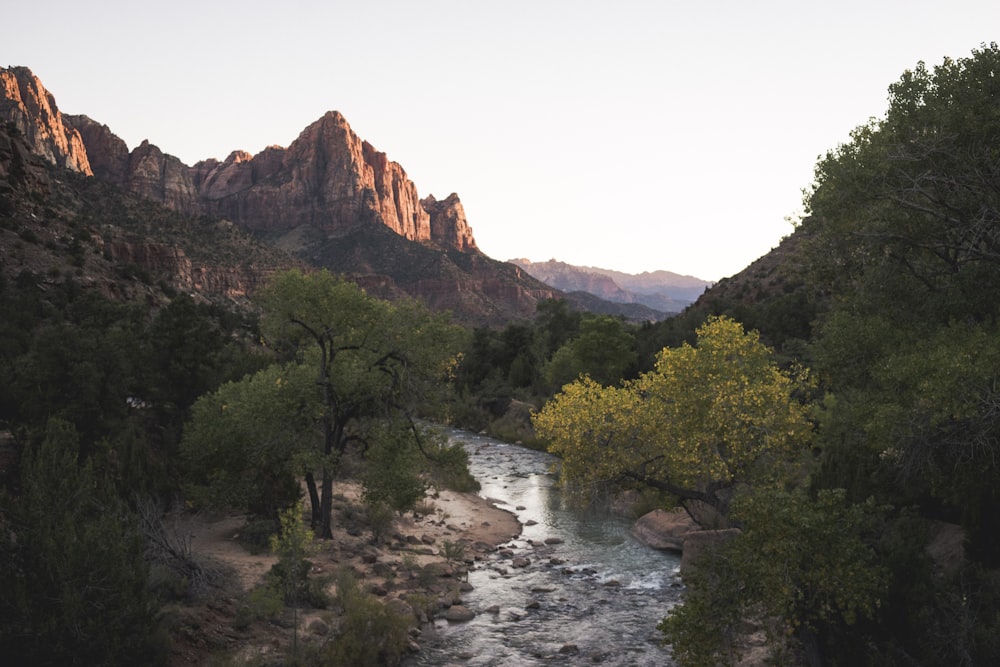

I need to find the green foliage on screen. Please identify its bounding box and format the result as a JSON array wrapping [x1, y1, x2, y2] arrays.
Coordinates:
[[0, 278, 261, 502], [661, 489, 887, 666], [181, 362, 316, 518], [759, 43, 1000, 664], [362, 421, 427, 515], [183, 269, 465, 536], [542, 314, 637, 389], [535, 316, 814, 522], [325, 569, 411, 666], [0, 419, 166, 666], [423, 433, 481, 492], [269, 501, 320, 604], [804, 43, 1000, 563]]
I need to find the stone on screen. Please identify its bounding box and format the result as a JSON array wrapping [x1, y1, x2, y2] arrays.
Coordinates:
[[631, 509, 698, 552], [0, 66, 565, 326], [444, 605, 475, 622]]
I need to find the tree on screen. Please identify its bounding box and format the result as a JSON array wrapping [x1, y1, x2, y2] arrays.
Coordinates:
[[182, 362, 317, 518], [542, 314, 637, 390], [534, 316, 813, 524], [0, 419, 165, 666], [661, 489, 887, 667], [779, 44, 1000, 663], [803, 43, 1000, 564], [182, 270, 464, 537]]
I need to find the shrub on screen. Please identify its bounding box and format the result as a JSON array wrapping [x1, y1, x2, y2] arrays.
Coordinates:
[[326, 569, 411, 666]]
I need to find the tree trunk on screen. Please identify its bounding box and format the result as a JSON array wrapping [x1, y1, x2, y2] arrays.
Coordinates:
[[320, 466, 334, 539], [304, 472, 321, 530]]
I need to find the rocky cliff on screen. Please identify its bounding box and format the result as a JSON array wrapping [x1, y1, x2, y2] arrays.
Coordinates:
[[0, 67, 476, 253], [0, 66, 565, 324], [0, 118, 296, 306], [0, 67, 91, 174]]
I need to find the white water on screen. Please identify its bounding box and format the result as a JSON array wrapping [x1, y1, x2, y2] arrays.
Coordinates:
[[408, 430, 681, 666]]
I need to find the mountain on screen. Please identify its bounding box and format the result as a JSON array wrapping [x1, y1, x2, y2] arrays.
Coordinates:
[[509, 258, 713, 314], [0, 66, 563, 324], [0, 117, 302, 307]]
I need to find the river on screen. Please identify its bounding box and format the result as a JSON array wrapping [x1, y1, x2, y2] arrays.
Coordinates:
[[407, 429, 682, 666]]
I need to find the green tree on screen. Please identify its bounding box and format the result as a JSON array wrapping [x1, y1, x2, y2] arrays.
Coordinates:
[[0, 419, 165, 666], [183, 270, 464, 538], [534, 316, 813, 524], [542, 314, 637, 389], [784, 44, 1000, 663], [362, 420, 427, 516], [182, 361, 317, 518], [268, 501, 318, 661], [804, 43, 1000, 564], [661, 489, 887, 667]]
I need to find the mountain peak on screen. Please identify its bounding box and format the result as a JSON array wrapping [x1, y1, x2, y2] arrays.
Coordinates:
[[0, 66, 91, 174]]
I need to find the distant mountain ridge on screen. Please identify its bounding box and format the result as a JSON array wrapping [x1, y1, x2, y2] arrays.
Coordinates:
[[509, 258, 713, 314]]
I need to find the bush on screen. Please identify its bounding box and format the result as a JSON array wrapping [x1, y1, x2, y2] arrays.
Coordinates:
[[0, 419, 167, 666], [326, 569, 411, 666]]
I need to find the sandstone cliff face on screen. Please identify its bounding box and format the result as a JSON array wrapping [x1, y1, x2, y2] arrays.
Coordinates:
[[0, 66, 557, 325], [0, 67, 91, 174], [194, 111, 435, 240], [102, 239, 271, 299], [64, 114, 130, 184], [422, 193, 478, 252], [0, 122, 50, 216], [0, 68, 478, 254]]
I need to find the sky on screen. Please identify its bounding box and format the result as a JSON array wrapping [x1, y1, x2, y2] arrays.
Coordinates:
[[5, 1, 998, 281]]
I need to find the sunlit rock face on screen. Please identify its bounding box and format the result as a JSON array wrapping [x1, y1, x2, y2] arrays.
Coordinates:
[[0, 67, 91, 174], [0, 66, 563, 325], [422, 192, 479, 252], [0, 68, 479, 254]]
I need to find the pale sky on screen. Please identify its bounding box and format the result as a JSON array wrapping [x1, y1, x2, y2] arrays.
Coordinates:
[[5, 1, 998, 280]]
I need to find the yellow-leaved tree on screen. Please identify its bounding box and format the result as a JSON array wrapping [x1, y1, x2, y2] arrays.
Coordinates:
[[534, 315, 813, 525]]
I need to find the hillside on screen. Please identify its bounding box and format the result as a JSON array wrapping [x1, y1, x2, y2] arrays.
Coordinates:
[[0, 120, 300, 309]]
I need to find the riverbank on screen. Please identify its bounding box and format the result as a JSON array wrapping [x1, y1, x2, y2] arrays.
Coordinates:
[[165, 481, 522, 665]]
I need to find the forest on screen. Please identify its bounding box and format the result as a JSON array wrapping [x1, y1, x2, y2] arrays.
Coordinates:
[[2, 43, 999, 666]]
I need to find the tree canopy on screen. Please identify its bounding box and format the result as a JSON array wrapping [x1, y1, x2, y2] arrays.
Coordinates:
[[182, 270, 465, 537], [803, 42, 1000, 564], [534, 315, 814, 523]]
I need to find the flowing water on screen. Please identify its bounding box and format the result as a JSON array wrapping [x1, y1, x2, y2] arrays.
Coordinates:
[[408, 430, 682, 666]]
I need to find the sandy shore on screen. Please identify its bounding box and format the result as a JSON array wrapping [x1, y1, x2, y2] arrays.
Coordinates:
[[179, 481, 523, 591]]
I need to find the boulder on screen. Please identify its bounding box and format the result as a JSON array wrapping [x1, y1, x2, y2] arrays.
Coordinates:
[[631, 509, 698, 552], [444, 605, 475, 622]]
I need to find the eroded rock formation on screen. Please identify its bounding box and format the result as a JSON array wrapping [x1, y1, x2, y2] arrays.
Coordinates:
[[0, 67, 91, 174], [0, 66, 557, 324], [0, 67, 477, 254]]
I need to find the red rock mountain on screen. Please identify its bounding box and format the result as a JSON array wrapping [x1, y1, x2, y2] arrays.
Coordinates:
[[0, 67, 91, 174], [0, 67, 476, 252], [0, 66, 563, 324]]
